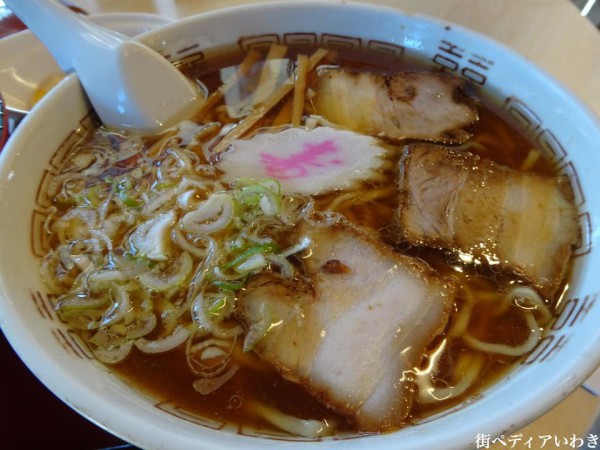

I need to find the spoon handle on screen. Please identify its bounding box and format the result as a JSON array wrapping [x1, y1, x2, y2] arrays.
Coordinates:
[[4, 0, 127, 72], [5, 0, 200, 133]]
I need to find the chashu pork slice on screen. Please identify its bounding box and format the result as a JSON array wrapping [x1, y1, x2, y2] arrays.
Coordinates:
[[308, 68, 478, 144], [237, 221, 455, 431], [398, 144, 579, 298]]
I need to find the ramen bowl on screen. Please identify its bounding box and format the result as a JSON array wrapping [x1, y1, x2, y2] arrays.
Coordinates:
[[1, 1, 600, 449]]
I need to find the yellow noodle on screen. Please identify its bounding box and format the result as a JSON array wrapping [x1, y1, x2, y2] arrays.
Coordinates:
[[448, 297, 472, 337], [453, 141, 486, 154], [230, 344, 272, 372], [417, 352, 484, 404], [248, 400, 335, 438], [327, 186, 395, 211], [463, 311, 540, 356], [326, 191, 359, 211], [147, 131, 178, 157], [193, 122, 221, 142], [519, 148, 541, 171], [506, 285, 552, 322]]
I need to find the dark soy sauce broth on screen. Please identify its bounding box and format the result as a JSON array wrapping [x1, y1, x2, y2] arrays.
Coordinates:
[[99, 44, 570, 434]]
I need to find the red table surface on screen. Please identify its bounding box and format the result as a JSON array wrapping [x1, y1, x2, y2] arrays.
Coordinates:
[[0, 330, 134, 450]]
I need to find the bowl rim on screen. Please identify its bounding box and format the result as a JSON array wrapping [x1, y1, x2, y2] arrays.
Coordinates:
[[2, 1, 600, 449], [0, 92, 7, 151]]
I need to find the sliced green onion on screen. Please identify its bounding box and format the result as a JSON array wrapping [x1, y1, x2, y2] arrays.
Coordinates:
[[280, 236, 312, 258], [177, 190, 198, 210], [172, 227, 212, 259], [266, 253, 294, 278], [84, 184, 106, 207], [233, 178, 283, 220], [211, 266, 247, 282], [101, 284, 132, 327], [193, 364, 239, 395], [130, 210, 177, 262], [257, 178, 281, 193], [115, 179, 142, 208], [125, 313, 157, 339], [55, 293, 110, 313], [88, 269, 127, 288], [137, 251, 193, 292], [191, 291, 236, 331], [207, 290, 235, 319], [89, 326, 130, 349], [191, 293, 213, 334], [240, 185, 280, 215], [235, 253, 267, 273], [92, 340, 134, 364], [181, 192, 234, 235], [141, 187, 177, 215], [220, 242, 278, 271], [211, 279, 244, 291], [233, 177, 281, 193], [154, 181, 178, 190], [243, 302, 275, 352], [135, 324, 191, 354], [186, 336, 236, 378]]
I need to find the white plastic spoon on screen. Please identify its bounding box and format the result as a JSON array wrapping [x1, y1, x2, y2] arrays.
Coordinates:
[[4, 0, 201, 134]]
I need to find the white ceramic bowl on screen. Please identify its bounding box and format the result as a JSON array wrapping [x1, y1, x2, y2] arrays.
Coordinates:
[[2, 2, 600, 449]]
